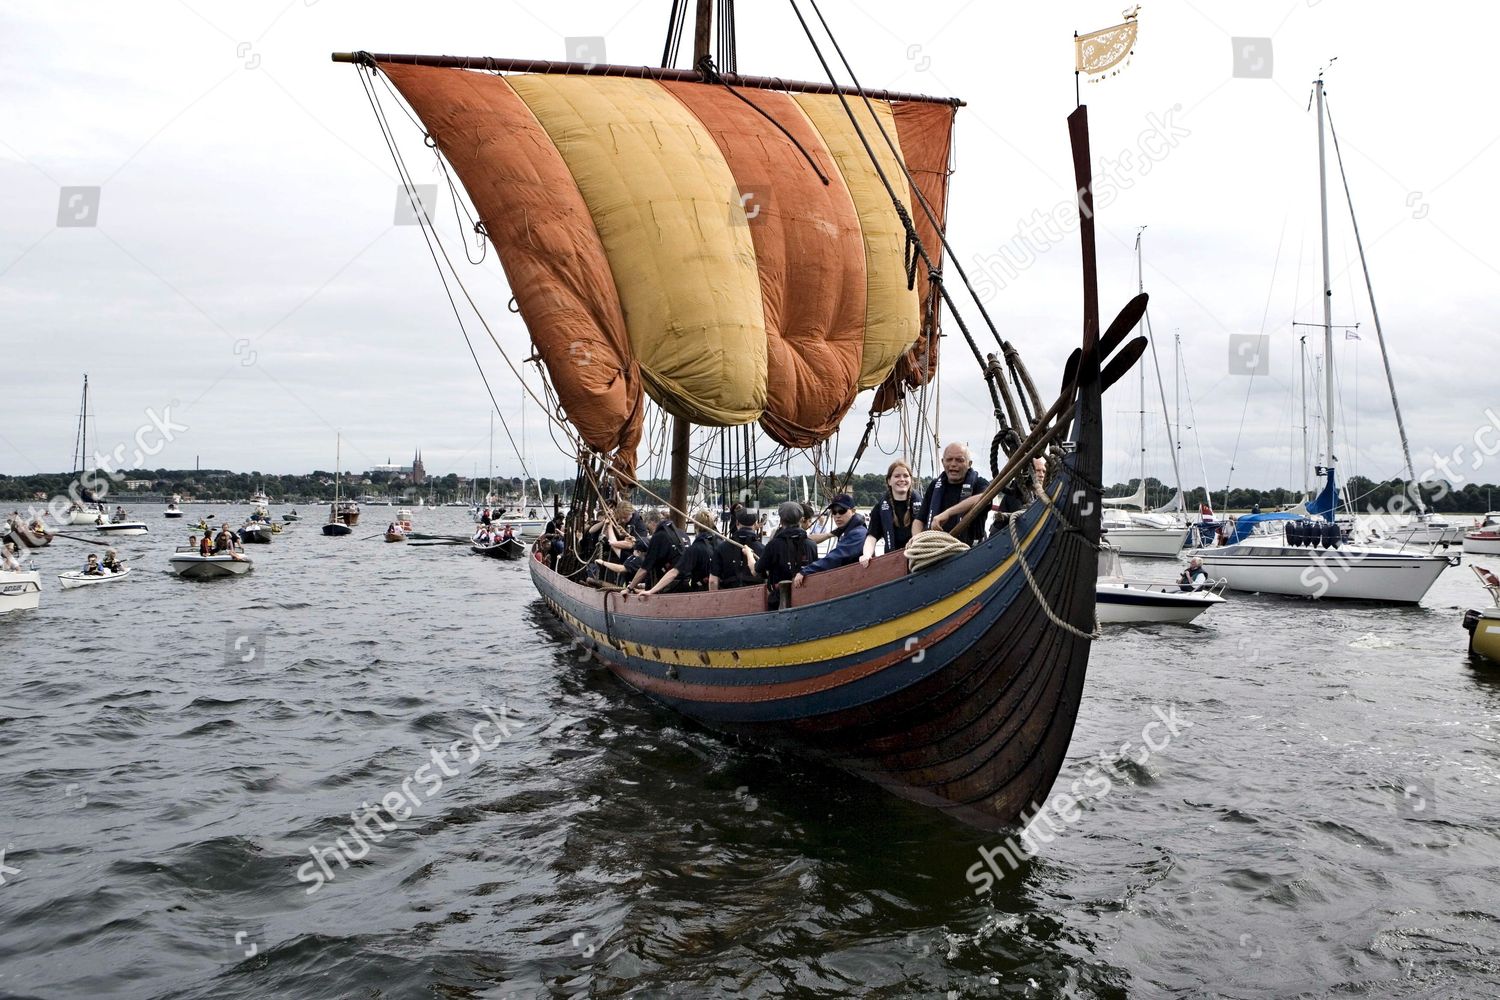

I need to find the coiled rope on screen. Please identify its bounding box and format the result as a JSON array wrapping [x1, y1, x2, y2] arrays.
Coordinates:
[[904, 530, 970, 572]]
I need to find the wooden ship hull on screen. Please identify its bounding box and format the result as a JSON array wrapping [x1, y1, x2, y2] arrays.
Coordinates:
[[531, 423, 1101, 831]]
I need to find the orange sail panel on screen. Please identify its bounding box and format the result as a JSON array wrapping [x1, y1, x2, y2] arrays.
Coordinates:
[[662, 83, 867, 448], [378, 63, 644, 477], [379, 64, 955, 457], [793, 94, 921, 391], [506, 75, 769, 428], [887, 100, 956, 397]]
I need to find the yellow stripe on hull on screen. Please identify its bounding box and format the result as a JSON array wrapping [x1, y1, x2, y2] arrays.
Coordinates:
[[792, 94, 920, 390], [549, 509, 1052, 671], [508, 75, 768, 426]]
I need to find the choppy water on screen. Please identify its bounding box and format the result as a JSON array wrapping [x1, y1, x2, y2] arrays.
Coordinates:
[[2, 505, 1497, 998]]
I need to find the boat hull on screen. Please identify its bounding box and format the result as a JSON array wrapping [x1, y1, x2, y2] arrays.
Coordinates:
[[530, 450, 1102, 831], [322, 522, 352, 537], [1463, 533, 1500, 555], [4, 527, 52, 549], [1100, 525, 1188, 558], [96, 523, 149, 537], [58, 568, 132, 590], [164, 511, 184, 519], [169, 555, 253, 579], [0, 570, 41, 613], [385, 532, 407, 543], [473, 538, 525, 560], [1192, 544, 1449, 603], [1465, 608, 1500, 665], [1096, 583, 1223, 624], [238, 526, 273, 544]]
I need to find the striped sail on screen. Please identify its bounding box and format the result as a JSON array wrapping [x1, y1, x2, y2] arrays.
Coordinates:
[[381, 64, 955, 475]]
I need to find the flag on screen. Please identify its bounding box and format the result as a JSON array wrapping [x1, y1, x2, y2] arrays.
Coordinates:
[[1345, 329, 1361, 340], [1075, 6, 1141, 81]]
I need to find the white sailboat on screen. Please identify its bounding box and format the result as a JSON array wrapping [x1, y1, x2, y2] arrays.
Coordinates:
[[1099, 232, 1190, 559], [59, 374, 108, 525], [1192, 77, 1451, 604]]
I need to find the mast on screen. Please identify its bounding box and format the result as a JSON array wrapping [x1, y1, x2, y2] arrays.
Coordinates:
[[1315, 78, 1335, 473], [1300, 331, 1308, 497], [73, 374, 89, 477], [1135, 235, 1146, 502], [1325, 101, 1424, 514], [667, 0, 715, 530]]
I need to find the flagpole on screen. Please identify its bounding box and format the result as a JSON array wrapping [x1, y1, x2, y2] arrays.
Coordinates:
[[1074, 31, 1081, 106]]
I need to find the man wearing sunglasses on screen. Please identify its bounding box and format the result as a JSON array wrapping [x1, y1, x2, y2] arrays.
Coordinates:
[[794, 493, 867, 588]]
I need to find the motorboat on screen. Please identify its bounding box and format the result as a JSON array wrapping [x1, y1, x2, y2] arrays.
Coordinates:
[[238, 522, 274, 544], [1463, 513, 1500, 555], [1095, 545, 1225, 624], [96, 521, 149, 537], [163, 502, 184, 519], [249, 490, 271, 508], [396, 508, 414, 531], [1100, 508, 1188, 558], [282, 510, 301, 523], [58, 567, 133, 589], [1381, 512, 1462, 546], [0, 569, 41, 614], [1462, 565, 1500, 667], [169, 547, 253, 579]]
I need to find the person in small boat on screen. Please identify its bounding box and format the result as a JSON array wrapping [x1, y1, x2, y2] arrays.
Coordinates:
[[795, 494, 867, 586], [113, 506, 127, 523], [1177, 557, 1208, 591], [387, 521, 400, 535], [500, 523, 515, 542], [915, 442, 989, 546], [757, 502, 816, 607], [214, 525, 236, 553], [83, 553, 105, 576], [2, 541, 25, 571], [627, 511, 685, 593], [710, 509, 766, 590], [860, 459, 916, 566], [637, 511, 716, 597], [101, 549, 125, 573]]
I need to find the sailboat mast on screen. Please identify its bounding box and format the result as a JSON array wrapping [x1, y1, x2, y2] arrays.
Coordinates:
[[74, 374, 89, 475], [1300, 333, 1309, 497], [1315, 78, 1335, 472], [667, 0, 715, 531]]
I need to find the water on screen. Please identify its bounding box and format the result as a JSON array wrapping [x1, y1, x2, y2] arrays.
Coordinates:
[[2, 505, 1497, 998]]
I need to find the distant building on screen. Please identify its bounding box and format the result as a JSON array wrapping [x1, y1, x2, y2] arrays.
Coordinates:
[[367, 448, 425, 483], [411, 449, 425, 485], [123, 479, 153, 491]]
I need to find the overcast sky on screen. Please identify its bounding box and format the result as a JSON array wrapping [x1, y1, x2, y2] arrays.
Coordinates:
[[3, 1, 1495, 495]]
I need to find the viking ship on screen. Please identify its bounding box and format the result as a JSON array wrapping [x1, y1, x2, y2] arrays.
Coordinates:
[[335, 0, 1146, 831]]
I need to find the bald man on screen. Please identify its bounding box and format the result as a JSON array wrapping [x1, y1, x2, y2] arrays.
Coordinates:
[[913, 442, 990, 546]]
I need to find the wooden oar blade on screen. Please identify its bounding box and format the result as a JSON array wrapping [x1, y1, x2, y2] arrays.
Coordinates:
[[1101, 336, 1149, 392], [1058, 348, 1081, 396], [1100, 293, 1148, 359]]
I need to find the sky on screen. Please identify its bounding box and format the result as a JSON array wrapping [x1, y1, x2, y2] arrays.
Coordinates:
[[2, 1, 1496, 495]]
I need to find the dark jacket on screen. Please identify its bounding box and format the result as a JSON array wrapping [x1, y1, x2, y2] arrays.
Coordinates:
[[922, 469, 990, 546], [756, 527, 815, 587], [711, 528, 765, 588], [802, 513, 868, 575]]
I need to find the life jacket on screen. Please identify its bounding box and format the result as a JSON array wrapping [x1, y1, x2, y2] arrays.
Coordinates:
[[873, 494, 913, 552], [925, 469, 981, 539]]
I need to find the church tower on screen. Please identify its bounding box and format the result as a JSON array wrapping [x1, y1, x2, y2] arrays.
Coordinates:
[[411, 449, 426, 485]]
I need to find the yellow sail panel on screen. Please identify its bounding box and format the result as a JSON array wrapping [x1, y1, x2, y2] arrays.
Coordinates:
[[793, 94, 919, 390], [507, 75, 768, 427]]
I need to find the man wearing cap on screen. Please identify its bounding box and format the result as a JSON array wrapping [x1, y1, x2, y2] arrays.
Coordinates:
[[794, 493, 867, 586], [914, 442, 990, 547]]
